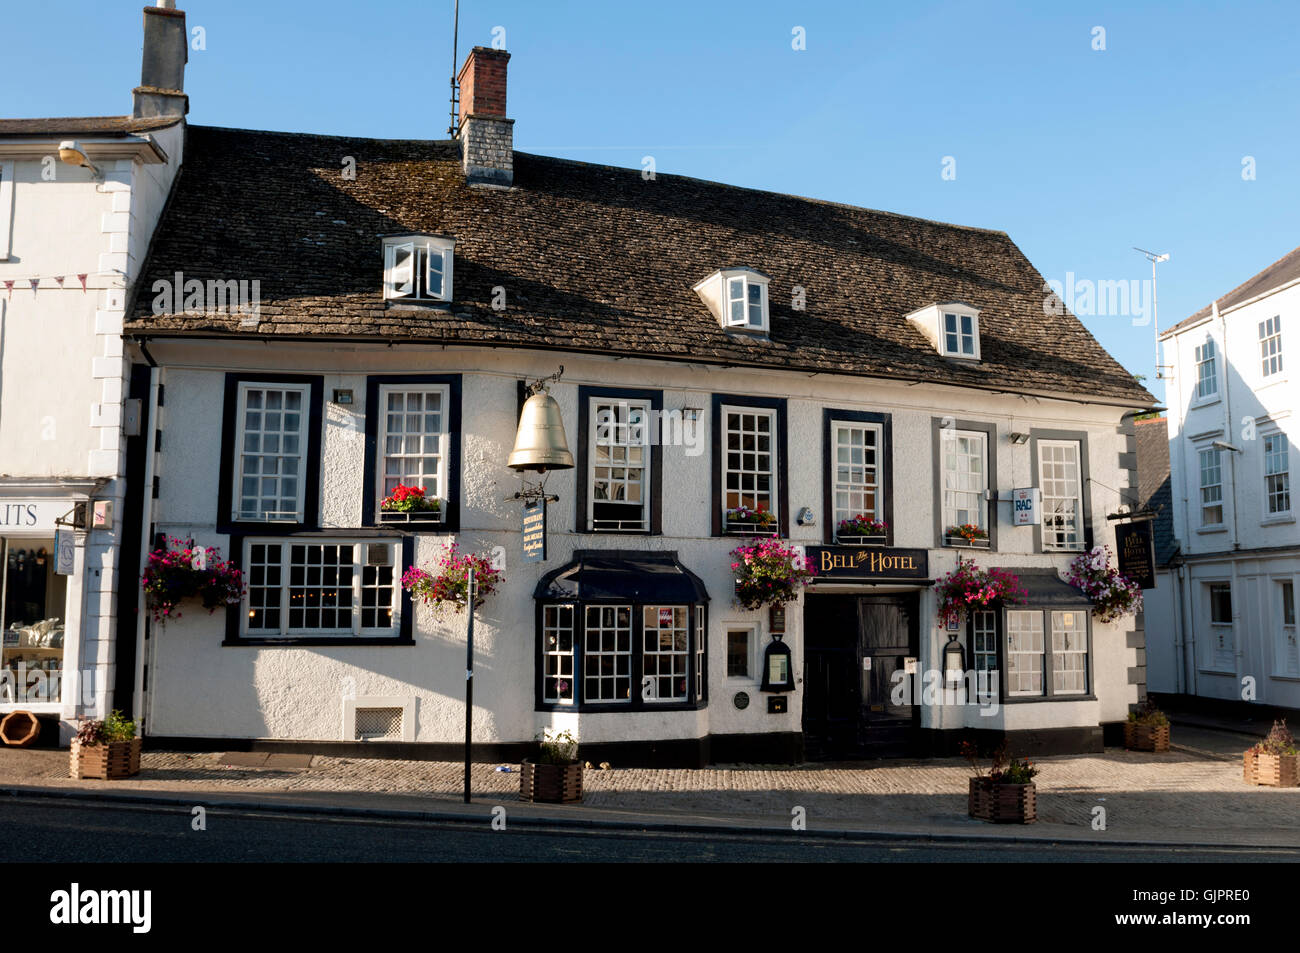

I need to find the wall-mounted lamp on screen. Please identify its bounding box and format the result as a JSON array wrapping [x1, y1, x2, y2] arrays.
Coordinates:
[[1211, 440, 1242, 454], [57, 140, 102, 180], [1008, 432, 1030, 445]]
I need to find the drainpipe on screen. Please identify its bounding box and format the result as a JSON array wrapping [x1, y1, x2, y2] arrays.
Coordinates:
[[131, 363, 161, 729]]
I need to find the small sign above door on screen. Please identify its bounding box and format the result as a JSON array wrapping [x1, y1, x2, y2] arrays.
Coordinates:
[[806, 546, 928, 581]]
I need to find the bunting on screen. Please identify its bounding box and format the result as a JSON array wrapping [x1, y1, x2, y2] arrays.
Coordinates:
[[0, 270, 116, 297]]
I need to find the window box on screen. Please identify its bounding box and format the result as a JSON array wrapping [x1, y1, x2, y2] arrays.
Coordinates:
[[725, 521, 780, 538], [836, 533, 888, 547], [968, 777, 1036, 824], [377, 508, 443, 525], [944, 534, 990, 549]]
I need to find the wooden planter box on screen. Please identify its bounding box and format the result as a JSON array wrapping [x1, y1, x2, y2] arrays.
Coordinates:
[[968, 777, 1036, 824], [1124, 721, 1171, 752], [1243, 750, 1300, 787], [519, 759, 584, 803], [70, 738, 142, 780]]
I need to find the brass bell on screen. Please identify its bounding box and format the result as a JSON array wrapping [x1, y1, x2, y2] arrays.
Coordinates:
[[507, 391, 574, 472]]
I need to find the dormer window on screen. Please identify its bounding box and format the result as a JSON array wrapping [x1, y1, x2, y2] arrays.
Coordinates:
[[905, 301, 981, 361], [693, 267, 770, 335], [383, 235, 454, 303]]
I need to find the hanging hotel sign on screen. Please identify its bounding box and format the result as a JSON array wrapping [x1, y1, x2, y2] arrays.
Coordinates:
[[1115, 520, 1156, 590], [522, 500, 547, 562], [805, 546, 929, 581], [1011, 487, 1040, 526]]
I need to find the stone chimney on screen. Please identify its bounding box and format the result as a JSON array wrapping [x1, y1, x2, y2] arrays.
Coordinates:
[[133, 1, 189, 120], [456, 47, 513, 187]]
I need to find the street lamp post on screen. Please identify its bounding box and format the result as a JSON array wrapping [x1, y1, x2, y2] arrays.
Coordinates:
[[464, 565, 474, 804]]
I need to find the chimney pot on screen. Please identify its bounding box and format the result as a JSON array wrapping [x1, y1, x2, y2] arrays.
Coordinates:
[[456, 46, 513, 187], [133, 4, 189, 120]]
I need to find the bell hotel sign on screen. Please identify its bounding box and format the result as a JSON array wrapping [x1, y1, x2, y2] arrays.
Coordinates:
[[805, 546, 929, 580]]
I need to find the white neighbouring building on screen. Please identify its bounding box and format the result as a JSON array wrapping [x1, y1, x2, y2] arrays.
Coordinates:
[[0, 3, 189, 740], [120, 46, 1157, 765], [1146, 245, 1300, 718]]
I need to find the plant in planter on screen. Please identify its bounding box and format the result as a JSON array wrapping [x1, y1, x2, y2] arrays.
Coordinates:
[[935, 557, 1027, 628], [1066, 545, 1142, 623], [380, 483, 442, 522], [519, 728, 583, 803], [961, 741, 1038, 824], [141, 537, 244, 623], [70, 709, 142, 780], [730, 538, 817, 610], [1124, 697, 1171, 752], [724, 504, 777, 534], [402, 540, 502, 614], [837, 514, 888, 544], [1243, 719, 1299, 787], [945, 523, 990, 547]]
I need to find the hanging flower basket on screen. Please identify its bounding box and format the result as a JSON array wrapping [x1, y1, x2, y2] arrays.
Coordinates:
[[724, 505, 778, 536], [730, 538, 816, 610], [402, 540, 502, 614], [379, 483, 442, 524], [837, 515, 888, 546], [1066, 546, 1142, 623], [141, 537, 244, 623], [935, 557, 1026, 628]]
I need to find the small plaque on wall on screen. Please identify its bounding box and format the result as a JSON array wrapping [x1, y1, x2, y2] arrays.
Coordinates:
[[733, 691, 750, 710], [769, 603, 786, 633], [767, 696, 788, 714]]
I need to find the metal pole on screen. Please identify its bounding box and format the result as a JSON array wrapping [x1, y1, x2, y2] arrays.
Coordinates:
[[464, 564, 474, 804], [448, 0, 460, 137], [1151, 255, 1160, 378]]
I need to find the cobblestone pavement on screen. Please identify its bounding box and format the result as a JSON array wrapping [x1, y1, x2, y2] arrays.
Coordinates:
[[4, 733, 1297, 846]]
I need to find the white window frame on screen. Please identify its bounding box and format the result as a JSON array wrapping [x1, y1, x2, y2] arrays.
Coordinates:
[[971, 610, 999, 699], [1038, 439, 1085, 552], [0, 160, 14, 261], [1050, 610, 1088, 695], [642, 605, 690, 703], [695, 606, 706, 700], [234, 382, 310, 523], [588, 397, 651, 532], [382, 235, 454, 302], [375, 383, 450, 521], [723, 273, 769, 332], [941, 428, 987, 533], [1263, 431, 1290, 516], [940, 308, 981, 360], [583, 604, 633, 704], [1194, 338, 1218, 401], [242, 538, 401, 639], [721, 404, 779, 529], [542, 604, 576, 705], [725, 622, 757, 680], [1004, 609, 1045, 697], [1198, 446, 1224, 528], [831, 421, 883, 534], [1260, 315, 1283, 378]]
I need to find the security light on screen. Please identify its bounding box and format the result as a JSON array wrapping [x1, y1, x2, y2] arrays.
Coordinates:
[[1211, 440, 1241, 453], [57, 140, 102, 180]]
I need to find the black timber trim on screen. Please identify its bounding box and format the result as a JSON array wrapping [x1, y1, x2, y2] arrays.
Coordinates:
[[361, 374, 463, 532], [217, 373, 324, 535], [822, 408, 893, 545], [222, 533, 414, 646], [574, 385, 664, 535], [711, 393, 790, 538]]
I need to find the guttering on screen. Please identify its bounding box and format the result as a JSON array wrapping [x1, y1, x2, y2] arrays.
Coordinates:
[[0, 134, 168, 164], [120, 330, 1159, 412]]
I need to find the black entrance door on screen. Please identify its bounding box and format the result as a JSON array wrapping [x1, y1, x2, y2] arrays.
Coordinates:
[[802, 592, 919, 760]]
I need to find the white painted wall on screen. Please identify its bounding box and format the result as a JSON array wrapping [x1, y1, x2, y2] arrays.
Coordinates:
[[142, 339, 1143, 747]]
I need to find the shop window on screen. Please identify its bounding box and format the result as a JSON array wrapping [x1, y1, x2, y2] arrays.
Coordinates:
[[1, 541, 65, 704]]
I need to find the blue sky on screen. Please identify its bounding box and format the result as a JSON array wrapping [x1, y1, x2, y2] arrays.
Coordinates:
[[9, 0, 1299, 393]]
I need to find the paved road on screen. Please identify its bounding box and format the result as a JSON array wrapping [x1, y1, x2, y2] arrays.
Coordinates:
[[2, 797, 1296, 863]]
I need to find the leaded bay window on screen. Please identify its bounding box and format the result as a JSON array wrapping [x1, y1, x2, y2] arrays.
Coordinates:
[[542, 604, 575, 704], [723, 406, 777, 530], [642, 606, 689, 702], [1264, 433, 1290, 515], [1199, 447, 1224, 526], [590, 399, 649, 531], [833, 421, 881, 532], [1194, 339, 1218, 400], [235, 383, 308, 522], [941, 429, 987, 534], [377, 383, 448, 522], [383, 235, 454, 302], [1005, 610, 1044, 696], [1260, 316, 1283, 378], [1038, 439, 1084, 551], [584, 604, 632, 703], [243, 538, 400, 639]]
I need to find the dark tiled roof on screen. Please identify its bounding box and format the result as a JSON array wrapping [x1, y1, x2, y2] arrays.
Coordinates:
[[1163, 244, 1300, 338], [1134, 417, 1177, 566], [126, 125, 1154, 406], [0, 115, 181, 137]]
